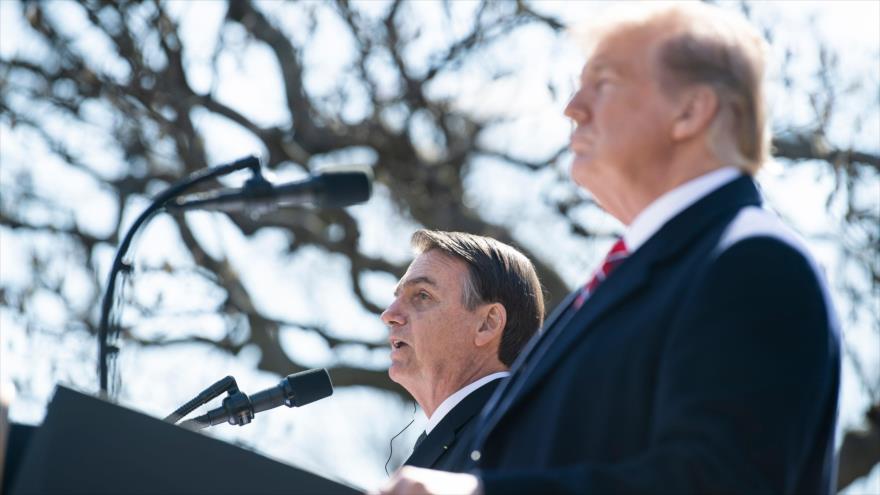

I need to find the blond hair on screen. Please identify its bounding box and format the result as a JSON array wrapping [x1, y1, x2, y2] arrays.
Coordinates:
[[572, 2, 770, 174]]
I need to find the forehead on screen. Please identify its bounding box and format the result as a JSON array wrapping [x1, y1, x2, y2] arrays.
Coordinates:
[[582, 23, 666, 78], [399, 250, 469, 291]]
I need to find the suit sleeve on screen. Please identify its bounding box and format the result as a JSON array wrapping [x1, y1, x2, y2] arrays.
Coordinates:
[[479, 237, 841, 494]]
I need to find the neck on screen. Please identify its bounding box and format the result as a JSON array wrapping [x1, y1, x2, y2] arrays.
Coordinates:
[[617, 151, 723, 225], [411, 361, 507, 418]]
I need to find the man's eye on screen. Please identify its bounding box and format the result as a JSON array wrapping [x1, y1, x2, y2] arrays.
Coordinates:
[[416, 291, 431, 301]]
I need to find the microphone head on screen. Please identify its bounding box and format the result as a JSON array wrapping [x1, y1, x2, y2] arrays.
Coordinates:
[[315, 169, 372, 208], [283, 368, 333, 407]]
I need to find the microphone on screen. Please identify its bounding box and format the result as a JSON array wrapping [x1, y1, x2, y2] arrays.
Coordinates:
[[180, 369, 333, 430], [169, 168, 372, 213], [250, 368, 334, 413]]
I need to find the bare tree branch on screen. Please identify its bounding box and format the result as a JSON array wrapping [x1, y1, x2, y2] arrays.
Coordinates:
[[2, 0, 877, 485]]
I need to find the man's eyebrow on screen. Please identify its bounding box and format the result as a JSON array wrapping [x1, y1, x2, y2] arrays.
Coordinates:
[[393, 276, 438, 296], [585, 61, 618, 78]]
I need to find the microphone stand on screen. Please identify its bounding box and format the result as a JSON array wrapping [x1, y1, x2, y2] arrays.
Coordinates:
[[177, 392, 254, 431], [169, 368, 334, 431], [97, 156, 262, 397], [165, 375, 254, 431], [163, 375, 239, 424]]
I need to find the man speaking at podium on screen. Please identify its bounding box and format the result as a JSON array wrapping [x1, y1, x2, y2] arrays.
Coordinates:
[[381, 230, 544, 472], [378, 3, 841, 494]]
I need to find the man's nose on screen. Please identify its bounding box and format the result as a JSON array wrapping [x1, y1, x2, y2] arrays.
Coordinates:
[[381, 299, 405, 327], [564, 90, 590, 124]]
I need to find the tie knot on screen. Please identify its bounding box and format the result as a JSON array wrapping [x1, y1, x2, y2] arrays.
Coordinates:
[[414, 431, 428, 450], [606, 237, 629, 260], [594, 238, 629, 283], [573, 238, 630, 309]]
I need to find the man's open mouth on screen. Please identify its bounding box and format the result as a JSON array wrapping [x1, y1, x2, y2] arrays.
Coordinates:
[[390, 338, 409, 349]]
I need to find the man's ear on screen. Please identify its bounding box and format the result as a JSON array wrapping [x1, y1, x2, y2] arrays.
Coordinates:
[[671, 84, 719, 141], [475, 303, 506, 348]]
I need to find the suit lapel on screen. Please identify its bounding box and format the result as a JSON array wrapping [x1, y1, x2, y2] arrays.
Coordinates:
[[405, 425, 454, 468], [481, 176, 763, 435], [405, 380, 501, 468], [504, 289, 579, 376], [479, 252, 653, 435], [539, 290, 581, 337], [514, 248, 653, 398]]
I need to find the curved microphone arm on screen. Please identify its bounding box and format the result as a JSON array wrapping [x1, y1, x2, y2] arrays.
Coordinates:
[[163, 375, 239, 424], [98, 156, 262, 396]]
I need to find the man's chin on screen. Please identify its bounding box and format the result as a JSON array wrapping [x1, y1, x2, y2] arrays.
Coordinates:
[[570, 152, 595, 171], [387, 365, 407, 385], [570, 159, 598, 191]]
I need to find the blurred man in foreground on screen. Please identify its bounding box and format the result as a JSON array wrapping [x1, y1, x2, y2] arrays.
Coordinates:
[[382, 230, 544, 472], [378, 3, 841, 494]]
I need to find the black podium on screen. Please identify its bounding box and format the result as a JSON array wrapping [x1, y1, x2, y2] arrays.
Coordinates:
[[9, 386, 359, 494]]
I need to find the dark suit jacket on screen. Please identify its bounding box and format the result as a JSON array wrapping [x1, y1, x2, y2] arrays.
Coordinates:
[[469, 176, 841, 494], [405, 379, 501, 472]]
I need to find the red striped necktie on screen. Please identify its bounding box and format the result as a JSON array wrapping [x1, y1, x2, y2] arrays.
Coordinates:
[[573, 238, 629, 309]]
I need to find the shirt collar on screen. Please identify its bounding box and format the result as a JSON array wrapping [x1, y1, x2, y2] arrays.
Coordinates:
[[424, 371, 509, 434], [623, 167, 742, 252]]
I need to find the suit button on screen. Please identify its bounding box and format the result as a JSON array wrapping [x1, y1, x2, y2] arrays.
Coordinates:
[[470, 450, 481, 461]]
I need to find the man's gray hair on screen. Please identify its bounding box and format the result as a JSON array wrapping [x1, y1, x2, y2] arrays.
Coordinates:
[[410, 230, 545, 367]]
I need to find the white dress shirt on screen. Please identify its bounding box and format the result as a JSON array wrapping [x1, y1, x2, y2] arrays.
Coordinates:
[[623, 167, 742, 252], [424, 372, 509, 434]]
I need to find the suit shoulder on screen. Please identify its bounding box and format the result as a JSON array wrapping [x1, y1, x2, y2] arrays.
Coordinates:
[[711, 207, 821, 293], [718, 206, 812, 261], [701, 207, 840, 337], [717, 206, 832, 291]]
